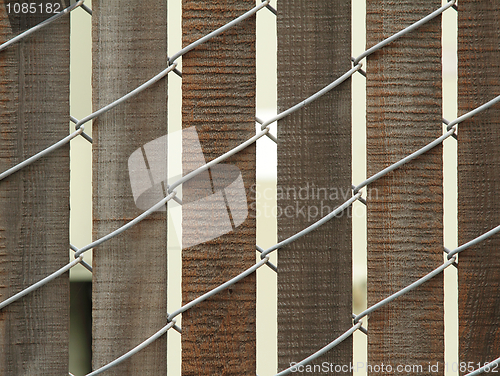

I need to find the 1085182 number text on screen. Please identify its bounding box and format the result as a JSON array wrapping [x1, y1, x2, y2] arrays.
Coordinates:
[[6, 2, 61, 14]]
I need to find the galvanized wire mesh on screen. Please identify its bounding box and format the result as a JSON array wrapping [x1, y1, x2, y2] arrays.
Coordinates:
[[1, 0, 499, 375]]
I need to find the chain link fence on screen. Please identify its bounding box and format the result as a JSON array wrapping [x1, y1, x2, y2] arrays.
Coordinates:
[[0, 0, 499, 375]]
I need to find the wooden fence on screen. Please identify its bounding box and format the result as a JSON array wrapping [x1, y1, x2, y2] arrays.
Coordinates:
[[0, 1, 499, 375]]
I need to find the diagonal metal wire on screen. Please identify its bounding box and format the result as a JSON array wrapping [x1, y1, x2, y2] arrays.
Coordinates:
[[73, 62, 178, 131], [352, 0, 456, 65], [0, 126, 85, 182], [74, 191, 177, 257], [0, 257, 84, 310], [447, 223, 500, 259], [275, 322, 363, 376], [2, 0, 500, 374], [353, 257, 457, 324], [169, 0, 271, 64], [465, 356, 500, 376], [85, 320, 177, 376], [260, 64, 363, 131], [0, 0, 87, 52], [260, 193, 362, 259], [167, 256, 271, 322]]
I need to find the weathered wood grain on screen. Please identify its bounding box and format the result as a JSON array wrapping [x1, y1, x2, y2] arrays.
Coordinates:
[[0, 1, 70, 374], [181, 0, 256, 374], [92, 2, 168, 374], [276, 0, 352, 373], [458, 1, 500, 372], [366, 0, 444, 373]]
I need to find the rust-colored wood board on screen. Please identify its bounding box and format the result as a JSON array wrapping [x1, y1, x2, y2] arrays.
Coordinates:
[[276, 0, 352, 373], [458, 1, 500, 372], [181, 0, 256, 374], [366, 0, 444, 373], [92, 2, 168, 374], [0, 1, 70, 374]]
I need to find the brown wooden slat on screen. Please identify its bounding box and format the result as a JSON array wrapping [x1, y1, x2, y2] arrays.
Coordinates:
[[458, 1, 500, 372], [0, 1, 70, 374], [91, 2, 168, 374], [366, 0, 444, 373], [277, 0, 352, 373], [181, 0, 256, 374]]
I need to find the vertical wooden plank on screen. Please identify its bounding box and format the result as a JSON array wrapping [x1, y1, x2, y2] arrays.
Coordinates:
[[277, 0, 352, 372], [0, 1, 70, 374], [181, 0, 256, 374], [92, 1, 168, 374], [458, 1, 500, 371], [366, 0, 444, 373]]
